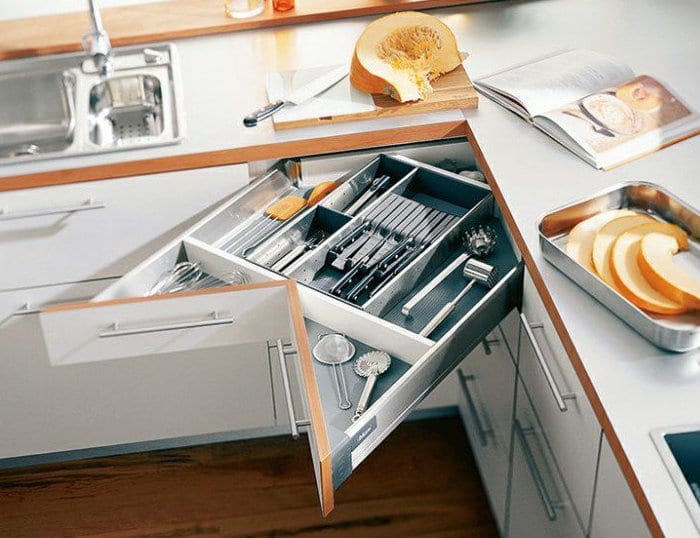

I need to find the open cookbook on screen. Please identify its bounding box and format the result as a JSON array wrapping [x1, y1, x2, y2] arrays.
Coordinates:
[[475, 49, 700, 169]]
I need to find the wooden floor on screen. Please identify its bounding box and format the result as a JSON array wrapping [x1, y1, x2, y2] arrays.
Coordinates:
[[0, 417, 498, 537]]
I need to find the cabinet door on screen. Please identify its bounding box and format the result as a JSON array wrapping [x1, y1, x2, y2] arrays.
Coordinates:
[[508, 378, 584, 538], [0, 280, 276, 461], [519, 273, 600, 529], [457, 308, 519, 534], [590, 434, 652, 538]]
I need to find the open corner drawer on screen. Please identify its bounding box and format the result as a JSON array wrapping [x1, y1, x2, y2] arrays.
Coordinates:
[[38, 147, 523, 515]]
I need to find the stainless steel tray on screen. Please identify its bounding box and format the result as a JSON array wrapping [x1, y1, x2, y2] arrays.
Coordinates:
[[538, 181, 700, 352]]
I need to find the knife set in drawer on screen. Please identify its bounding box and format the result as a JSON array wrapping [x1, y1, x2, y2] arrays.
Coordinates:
[[38, 152, 523, 515]]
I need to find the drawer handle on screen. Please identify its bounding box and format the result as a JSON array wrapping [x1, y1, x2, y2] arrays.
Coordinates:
[[274, 339, 310, 440], [458, 368, 492, 447], [481, 336, 500, 355], [514, 419, 566, 521], [12, 295, 96, 317], [519, 313, 576, 412], [98, 311, 233, 338], [0, 198, 106, 221]]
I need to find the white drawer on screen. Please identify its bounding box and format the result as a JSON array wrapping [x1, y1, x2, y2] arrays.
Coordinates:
[[508, 377, 584, 538], [38, 151, 524, 516], [457, 308, 519, 534], [0, 279, 276, 460], [0, 163, 248, 291], [519, 272, 601, 531]]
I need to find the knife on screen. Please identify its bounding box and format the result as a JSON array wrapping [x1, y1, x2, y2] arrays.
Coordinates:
[[244, 64, 349, 127]]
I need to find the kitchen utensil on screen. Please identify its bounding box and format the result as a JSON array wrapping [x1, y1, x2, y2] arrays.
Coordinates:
[[419, 259, 499, 338], [149, 261, 202, 296], [313, 334, 355, 410], [271, 230, 328, 272], [223, 180, 338, 255], [352, 350, 391, 422], [191, 270, 249, 290], [538, 181, 700, 352], [244, 64, 349, 127], [224, 0, 264, 18], [345, 174, 392, 216], [402, 225, 497, 317]]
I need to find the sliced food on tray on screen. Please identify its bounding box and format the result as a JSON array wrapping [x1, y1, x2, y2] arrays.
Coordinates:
[[565, 209, 699, 315]]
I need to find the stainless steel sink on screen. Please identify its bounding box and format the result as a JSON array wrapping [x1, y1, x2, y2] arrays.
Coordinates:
[[0, 70, 76, 158], [0, 44, 184, 163], [89, 74, 164, 147]]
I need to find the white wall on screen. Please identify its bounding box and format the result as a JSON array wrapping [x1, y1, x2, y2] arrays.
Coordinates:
[[0, 0, 166, 21]]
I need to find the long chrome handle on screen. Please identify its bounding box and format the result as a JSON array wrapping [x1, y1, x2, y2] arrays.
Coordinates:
[[0, 199, 105, 222], [457, 369, 492, 447], [99, 311, 233, 338], [514, 419, 566, 520], [275, 339, 306, 440], [519, 313, 575, 412]]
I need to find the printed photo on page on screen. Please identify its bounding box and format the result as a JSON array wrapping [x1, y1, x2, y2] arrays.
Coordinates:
[[542, 75, 693, 162]]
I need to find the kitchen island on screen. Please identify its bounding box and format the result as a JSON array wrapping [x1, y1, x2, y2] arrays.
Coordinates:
[[1, 1, 698, 536]]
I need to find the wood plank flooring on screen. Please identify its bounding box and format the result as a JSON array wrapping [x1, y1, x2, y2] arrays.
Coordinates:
[[0, 417, 498, 537]]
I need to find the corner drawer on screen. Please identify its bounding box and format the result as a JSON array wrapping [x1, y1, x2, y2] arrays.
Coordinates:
[[0, 278, 276, 460], [0, 163, 247, 291], [518, 272, 601, 531]]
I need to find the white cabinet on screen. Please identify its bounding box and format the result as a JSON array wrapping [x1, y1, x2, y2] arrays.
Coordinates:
[[0, 280, 276, 460], [590, 434, 652, 538], [457, 308, 519, 534], [518, 273, 601, 531], [507, 377, 585, 538], [0, 164, 248, 291]]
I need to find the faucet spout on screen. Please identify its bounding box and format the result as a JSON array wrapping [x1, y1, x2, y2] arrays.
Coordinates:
[[83, 0, 113, 78]]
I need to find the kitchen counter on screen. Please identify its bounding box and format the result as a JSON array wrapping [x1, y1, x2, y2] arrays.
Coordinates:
[[2, 1, 699, 535]]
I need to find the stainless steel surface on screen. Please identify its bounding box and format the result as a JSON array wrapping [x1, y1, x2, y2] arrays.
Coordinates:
[[275, 339, 302, 440], [83, 0, 113, 78], [98, 311, 234, 338], [0, 198, 104, 221], [402, 252, 469, 317], [520, 313, 576, 412], [538, 181, 700, 351], [243, 64, 348, 126], [458, 368, 493, 447], [420, 259, 498, 338], [352, 350, 391, 422], [0, 71, 76, 158], [345, 174, 391, 216], [514, 420, 566, 521], [313, 334, 355, 410], [0, 44, 183, 162]]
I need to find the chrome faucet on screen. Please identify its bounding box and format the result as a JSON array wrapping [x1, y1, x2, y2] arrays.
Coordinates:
[[83, 0, 113, 77]]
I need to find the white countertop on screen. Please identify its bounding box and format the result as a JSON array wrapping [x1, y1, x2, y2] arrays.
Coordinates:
[[459, 1, 700, 537], [3, 1, 699, 534]]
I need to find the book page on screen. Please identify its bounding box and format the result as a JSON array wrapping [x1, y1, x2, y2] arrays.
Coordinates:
[[477, 49, 634, 117], [536, 75, 698, 168]]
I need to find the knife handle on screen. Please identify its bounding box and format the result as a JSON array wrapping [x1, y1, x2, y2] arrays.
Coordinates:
[[244, 100, 286, 127]]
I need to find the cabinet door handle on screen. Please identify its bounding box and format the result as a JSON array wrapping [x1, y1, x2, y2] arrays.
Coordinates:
[[514, 419, 566, 521], [0, 198, 106, 221], [519, 313, 575, 412], [274, 339, 309, 440], [98, 311, 233, 337], [458, 368, 492, 447]]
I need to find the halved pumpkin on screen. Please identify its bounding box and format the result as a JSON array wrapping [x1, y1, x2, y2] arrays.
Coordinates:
[[610, 222, 689, 315], [350, 11, 464, 102], [638, 232, 699, 309], [566, 209, 636, 272], [592, 214, 653, 288]]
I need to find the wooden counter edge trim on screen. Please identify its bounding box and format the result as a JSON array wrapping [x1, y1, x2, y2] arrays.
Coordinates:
[[0, 121, 468, 192], [0, 0, 486, 61], [462, 120, 665, 538], [286, 280, 335, 516]]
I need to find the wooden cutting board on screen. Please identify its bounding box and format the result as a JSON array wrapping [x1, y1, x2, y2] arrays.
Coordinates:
[[267, 64, 478, 131]]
